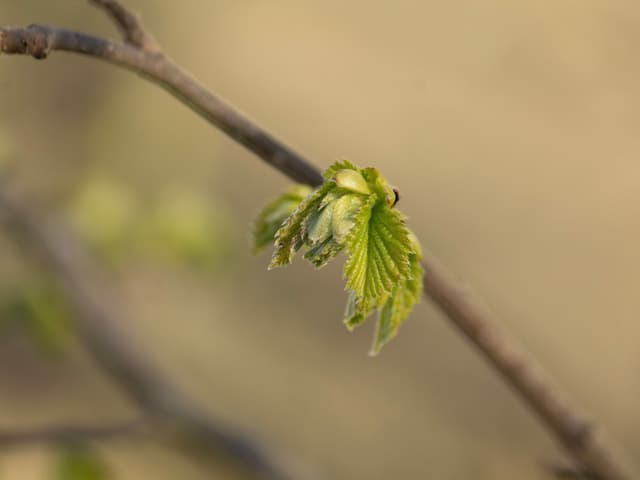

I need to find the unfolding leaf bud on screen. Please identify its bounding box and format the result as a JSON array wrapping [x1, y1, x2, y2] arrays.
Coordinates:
[[334, 169, 371, 195]]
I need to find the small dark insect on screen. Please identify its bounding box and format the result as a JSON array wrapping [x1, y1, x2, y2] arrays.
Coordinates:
[[392, 188, 400, 207]]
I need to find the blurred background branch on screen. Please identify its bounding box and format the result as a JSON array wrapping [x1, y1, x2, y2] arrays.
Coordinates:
[[544, 459, 601, 480], [0, 1, 637, 479], [0, 419, 146, 449], [0, 184, 297, 480]]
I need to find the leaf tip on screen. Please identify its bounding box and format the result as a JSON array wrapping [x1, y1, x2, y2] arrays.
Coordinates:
[[368, 344, 382, 356], [344, 314, 364, 332]]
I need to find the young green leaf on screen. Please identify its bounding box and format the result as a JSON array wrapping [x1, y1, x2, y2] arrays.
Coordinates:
[[255, 160, 423, 354], [252, 184, 311, 253], [371, 251, 423, 355], [334, 169, 372, 195], [269, 181, 334, 268], [322, 159, 359, 180], [343, 199, 412, 303]]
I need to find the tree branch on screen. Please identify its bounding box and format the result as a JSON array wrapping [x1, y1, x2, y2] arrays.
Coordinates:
[[0, 3, 636, 479], [0, 419, 145, 448], [88, 0, 159, 52], [421, 256, 629, 479], [544, 458, 601, 480], [0, 23, 323, 187], [0, 188, 295, 480]]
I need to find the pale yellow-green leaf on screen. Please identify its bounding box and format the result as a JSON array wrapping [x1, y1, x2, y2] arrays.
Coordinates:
[[331, 194, 365, 244], [370, 253, 423, 355], [253, 184, 311, 253], [334, 169, 372, 195], [322, 159, 358, 180], [344, 200, 412, 302]]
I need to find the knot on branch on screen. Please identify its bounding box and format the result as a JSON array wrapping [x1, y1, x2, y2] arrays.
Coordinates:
[[0, 24, 54, 59]]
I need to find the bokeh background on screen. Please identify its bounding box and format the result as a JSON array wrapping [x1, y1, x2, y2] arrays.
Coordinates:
[[1, 1, 640, 478]]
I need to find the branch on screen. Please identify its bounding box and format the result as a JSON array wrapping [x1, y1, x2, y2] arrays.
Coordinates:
[[0, 23, 323, 187], [88, 0, 159, 52], [544, 459, 601, 480], [0, 3, 636, 479], [0, 419, 145, 448], [421, 257, 629, 479], [0, 188, 296, 480]]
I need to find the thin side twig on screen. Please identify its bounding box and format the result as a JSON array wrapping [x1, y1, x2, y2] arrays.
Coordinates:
[[89, 0, 159, 52], [0, 419, 146, 448], [0, 2, 636, 479]]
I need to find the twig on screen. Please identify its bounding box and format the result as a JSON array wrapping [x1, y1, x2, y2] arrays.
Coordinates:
[[421, 257, 629, 479], [0, 2, 636, 479], [0, 188, 294, 480], [88, 0, 159, 52], [0, 23, 322, 187], [544, 458, 601, 479], [0, 419, 145, 448]]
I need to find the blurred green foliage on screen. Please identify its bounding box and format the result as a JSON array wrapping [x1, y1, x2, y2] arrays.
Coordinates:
[[0, 175, 235, 356], [0, 282, 72, 354], [55, 446, 109, 480], [66, 177, 137, 264], [66, 176, 233, 270], [141, 188, 232, 269]]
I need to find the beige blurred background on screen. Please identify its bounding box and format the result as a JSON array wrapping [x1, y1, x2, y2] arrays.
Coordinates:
[[1, 1, 640, 478]]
